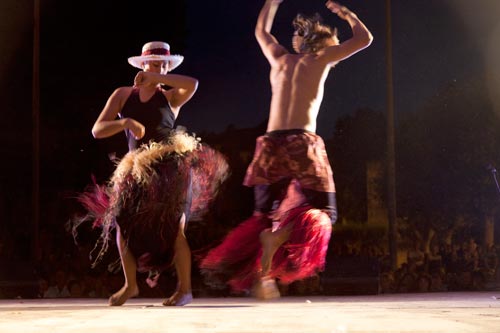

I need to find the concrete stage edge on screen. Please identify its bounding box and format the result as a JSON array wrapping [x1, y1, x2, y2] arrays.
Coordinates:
[[1, 292, 499, 333]]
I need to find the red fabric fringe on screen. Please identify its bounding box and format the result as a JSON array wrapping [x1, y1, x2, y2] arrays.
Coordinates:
[[270, 205, 332, 284], [199, 215, 270, 292], [75, 177, 110, 229], [200, 206, 332, 292]]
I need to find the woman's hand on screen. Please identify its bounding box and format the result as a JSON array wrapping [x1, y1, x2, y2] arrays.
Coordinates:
[[125, 118, 145, 139], [133, 71, 159, 87]]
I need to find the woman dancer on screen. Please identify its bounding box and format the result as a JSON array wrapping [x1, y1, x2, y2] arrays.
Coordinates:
[[74, 41, 228, 306]]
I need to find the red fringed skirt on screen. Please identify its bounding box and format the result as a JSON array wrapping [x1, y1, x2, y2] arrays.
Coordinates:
[[200, 205, 332, 292], [72, 132, 229, 278]]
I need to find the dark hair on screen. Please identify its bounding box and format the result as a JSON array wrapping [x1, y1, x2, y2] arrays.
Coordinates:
[[292, 13, 338, 53]]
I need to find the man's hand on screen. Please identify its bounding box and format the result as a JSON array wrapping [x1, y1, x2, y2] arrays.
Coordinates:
[[326, 1, 356, 20]]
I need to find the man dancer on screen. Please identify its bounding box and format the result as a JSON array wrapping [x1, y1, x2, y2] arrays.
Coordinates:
[[201, 0, 373, 299]]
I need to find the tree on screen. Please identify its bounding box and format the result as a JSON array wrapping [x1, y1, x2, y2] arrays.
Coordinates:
[[397, 77, 500, 243], [329, 108, 387, 222]]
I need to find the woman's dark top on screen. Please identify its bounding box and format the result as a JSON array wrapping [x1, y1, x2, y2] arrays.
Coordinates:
[[119, 87, 175, 151]]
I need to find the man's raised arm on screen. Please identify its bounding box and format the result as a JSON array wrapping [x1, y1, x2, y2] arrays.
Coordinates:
[[255, 0, 288, 65], [321, 1, 373, 63]]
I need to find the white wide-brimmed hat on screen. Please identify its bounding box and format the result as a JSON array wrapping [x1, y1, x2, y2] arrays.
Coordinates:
[[128, 41, 184, 71]]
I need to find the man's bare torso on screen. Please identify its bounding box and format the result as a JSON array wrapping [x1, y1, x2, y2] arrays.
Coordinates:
[[267, 53, 333, 133]]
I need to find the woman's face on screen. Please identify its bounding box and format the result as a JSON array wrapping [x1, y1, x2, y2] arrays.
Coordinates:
[[143, 60, 169, 74]]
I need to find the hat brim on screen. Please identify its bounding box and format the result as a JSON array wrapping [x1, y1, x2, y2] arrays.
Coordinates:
[[128, 54, 184, 71]]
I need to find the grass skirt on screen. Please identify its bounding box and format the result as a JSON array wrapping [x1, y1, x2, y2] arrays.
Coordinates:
[[72, 131, 229, 278]]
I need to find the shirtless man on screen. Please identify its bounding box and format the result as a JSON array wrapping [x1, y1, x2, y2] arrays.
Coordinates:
[[247, 0, 373, 297]]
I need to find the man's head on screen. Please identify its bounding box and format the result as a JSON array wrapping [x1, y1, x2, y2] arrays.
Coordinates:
[[292, 14, 339, 54]]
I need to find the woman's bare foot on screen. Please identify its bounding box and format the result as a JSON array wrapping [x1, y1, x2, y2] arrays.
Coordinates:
[[162, 291, 193, 306], [108, 285, 139, 306]]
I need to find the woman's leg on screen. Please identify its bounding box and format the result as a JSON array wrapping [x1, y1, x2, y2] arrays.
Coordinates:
[[109, 225, 139, 306], [163, 213, 193, 306]]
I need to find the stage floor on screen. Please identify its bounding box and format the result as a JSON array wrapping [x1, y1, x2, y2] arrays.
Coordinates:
[[0, 292, 499, 333]]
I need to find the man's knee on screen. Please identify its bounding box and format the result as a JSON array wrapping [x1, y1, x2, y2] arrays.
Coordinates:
[[302, 189, 337, 224], [254, 181, 290, 214], [321, 206, 337, 224], [252, 211, 273, 228]]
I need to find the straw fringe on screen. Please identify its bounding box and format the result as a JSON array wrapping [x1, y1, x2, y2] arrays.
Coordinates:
[[112, 131, 200, 186]]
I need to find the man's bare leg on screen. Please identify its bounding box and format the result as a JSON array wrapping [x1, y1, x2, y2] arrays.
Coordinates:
[[260, 222, 293, 276], [163, 214, 193, 306], [255, 220, 293, 300], [109, 226, 139, 306]]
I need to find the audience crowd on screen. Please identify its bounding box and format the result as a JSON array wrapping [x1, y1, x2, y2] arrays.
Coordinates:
[[1, 216, 499, 299]]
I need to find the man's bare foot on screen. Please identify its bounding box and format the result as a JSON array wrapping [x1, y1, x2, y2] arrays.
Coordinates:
[[253, 277, 281, 300], [108, 285, 139, 306], [162, 291, 193, 306]]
